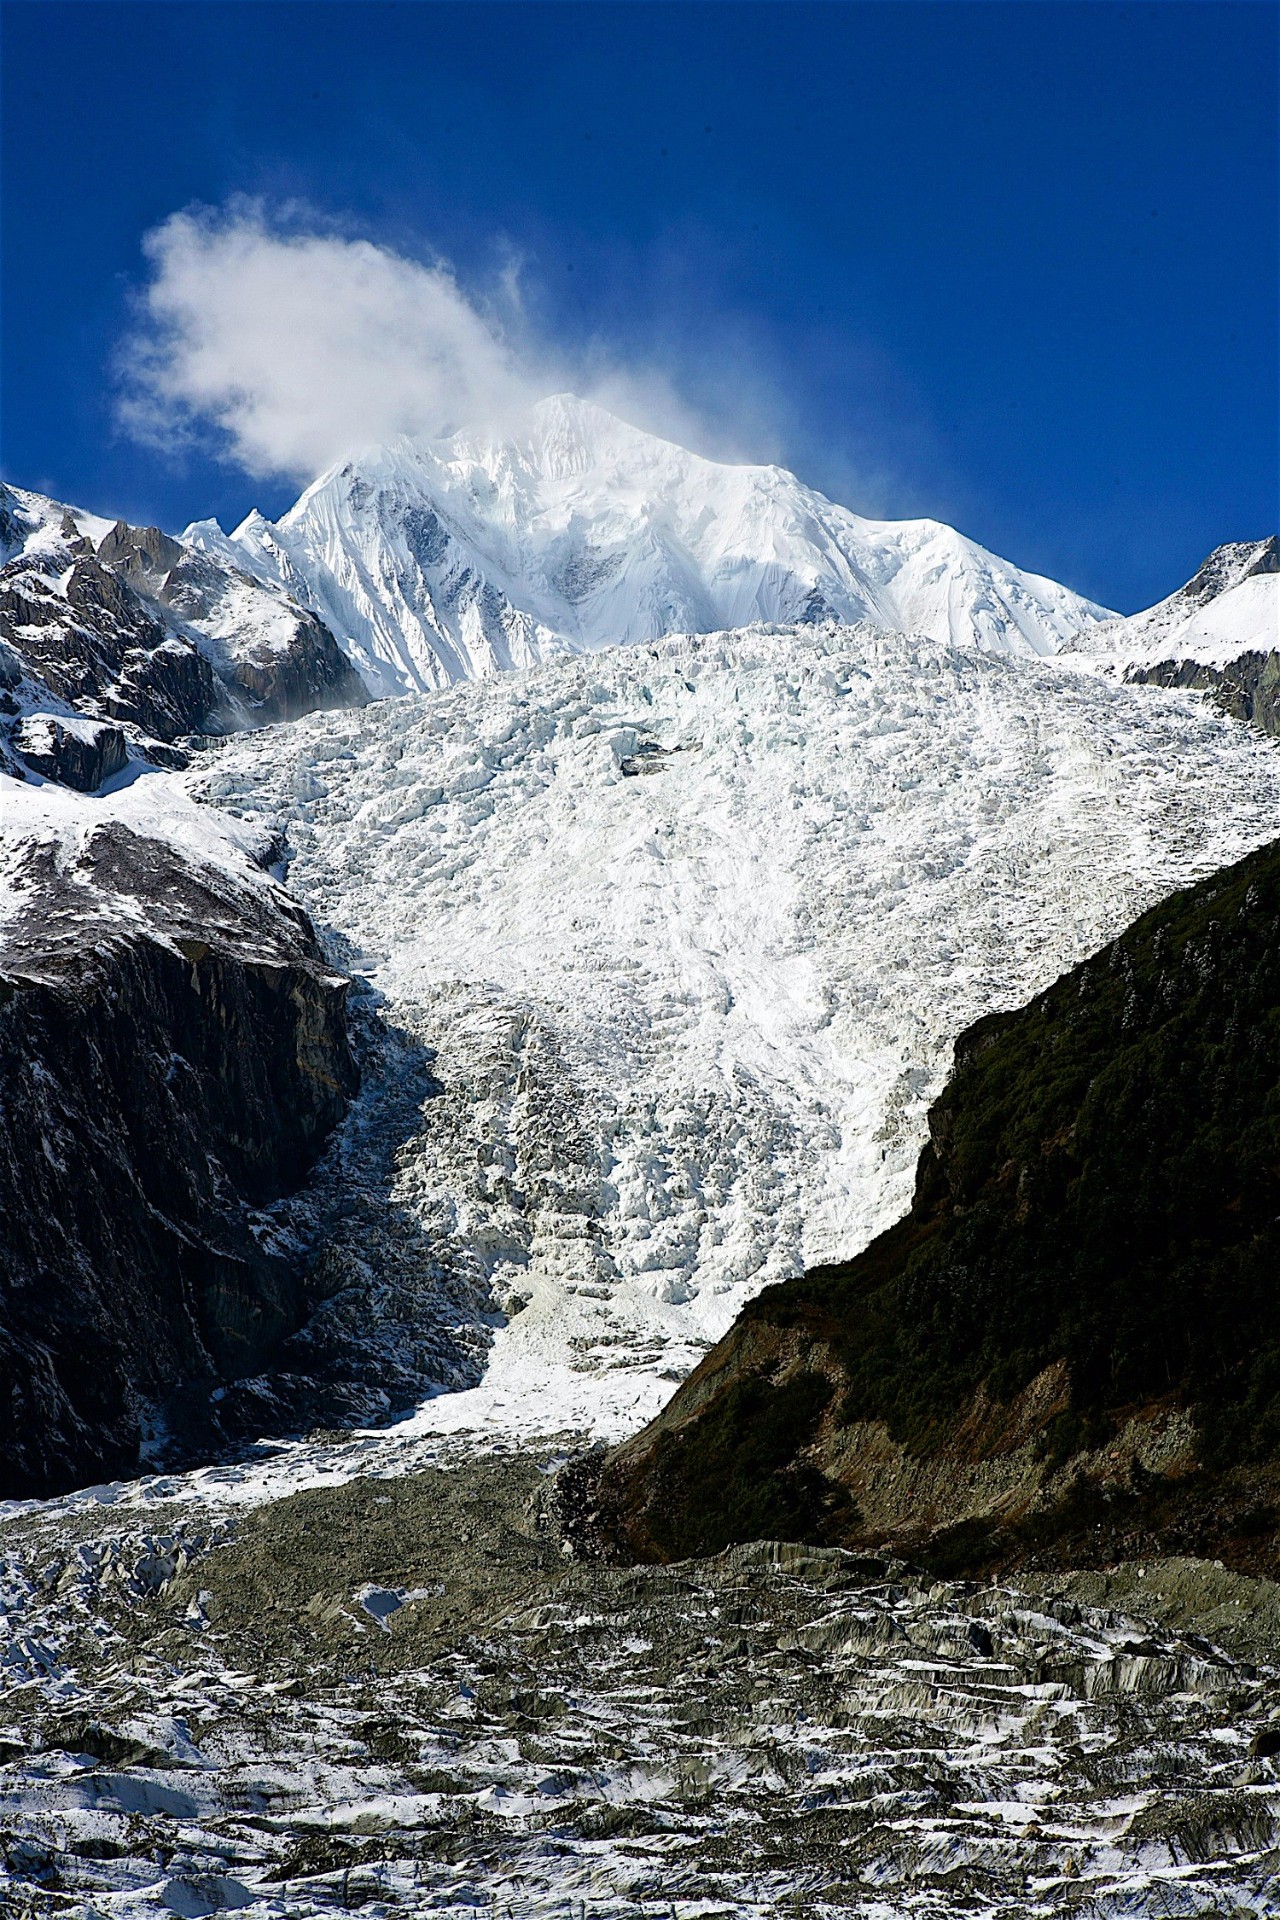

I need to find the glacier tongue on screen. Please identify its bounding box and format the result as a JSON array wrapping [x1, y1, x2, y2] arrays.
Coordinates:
[[189, 620, 1280, 1443], [187, 395, 1114, 696]]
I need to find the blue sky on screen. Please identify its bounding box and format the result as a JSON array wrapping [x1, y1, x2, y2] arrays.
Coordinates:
[[1, 1, 1275, 611]]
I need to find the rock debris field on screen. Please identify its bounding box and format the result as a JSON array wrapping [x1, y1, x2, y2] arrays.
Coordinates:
[[1, 1450, 1279, 1918]]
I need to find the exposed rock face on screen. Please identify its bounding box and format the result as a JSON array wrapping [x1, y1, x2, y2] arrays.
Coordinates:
[[96, 516, 367, 723], [0, 824, 358, 1498], [1129, 647, 1280, 736], [0, 485, 367, 791], [591, 836, 1280, 1576], [0, 503, 219, 745], [12, 713, 128, 791]]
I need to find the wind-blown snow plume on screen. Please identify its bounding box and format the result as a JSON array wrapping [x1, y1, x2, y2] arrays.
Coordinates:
[[118, 205, 542, 479], [117, 205, 802, 488]]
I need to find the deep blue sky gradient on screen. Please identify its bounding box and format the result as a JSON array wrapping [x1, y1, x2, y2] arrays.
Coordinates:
[[1, 1, 1276, 611]]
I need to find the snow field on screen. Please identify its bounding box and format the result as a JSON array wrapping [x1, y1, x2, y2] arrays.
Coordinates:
[[193, 395, 1113, 696]]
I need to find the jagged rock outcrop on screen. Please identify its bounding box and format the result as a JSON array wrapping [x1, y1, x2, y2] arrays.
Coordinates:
[[0, 823, 358, 1498], [590, 836, 1280, 1576], [0, 484, 367, 791], [96, 516, 367, 723], [0, 502, 219, 749], [11, 713, 129, 791]]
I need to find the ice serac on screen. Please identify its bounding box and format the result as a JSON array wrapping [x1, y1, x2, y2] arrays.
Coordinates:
[[191, 395, 1114, 696], [1072, 536, 1280, 735], [0, 789, 358, 1499], [190, 617, 1280, 1443]]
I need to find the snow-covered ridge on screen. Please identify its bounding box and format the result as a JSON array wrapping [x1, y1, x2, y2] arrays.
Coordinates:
[[187, 395, 1115, 696], [1070, 535, 1279, 669], [1122, 568, 1278, 670]]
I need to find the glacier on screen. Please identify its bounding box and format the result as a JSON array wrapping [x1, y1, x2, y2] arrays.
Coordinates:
[[4, 423, 1279, 1919], [187, 395, 1115, 696], [190, 617, 1280, 1446]]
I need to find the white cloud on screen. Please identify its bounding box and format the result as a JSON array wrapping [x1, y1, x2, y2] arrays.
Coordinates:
[[116, 201, 866, 501], [118, 204, 546, 479]]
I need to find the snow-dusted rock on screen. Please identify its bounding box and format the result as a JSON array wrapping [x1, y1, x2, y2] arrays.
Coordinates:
[[0, 483, 366, 791], [0, 488, 218, 760], [12, 712, 128, 792], [95, 515, 367, 723], [1070, 536, 1280, 733]]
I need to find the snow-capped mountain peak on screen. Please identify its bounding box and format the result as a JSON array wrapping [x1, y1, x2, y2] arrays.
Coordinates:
[[186, 395, 1115, 696]]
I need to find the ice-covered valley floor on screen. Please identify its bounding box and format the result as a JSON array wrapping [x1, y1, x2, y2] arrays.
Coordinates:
[[185, 618, 1280, 1447], [1, 1453, 1278, 1919]]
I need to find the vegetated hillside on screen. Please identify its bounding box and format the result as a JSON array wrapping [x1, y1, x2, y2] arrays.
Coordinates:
[[590, 835, 1280, 1576]]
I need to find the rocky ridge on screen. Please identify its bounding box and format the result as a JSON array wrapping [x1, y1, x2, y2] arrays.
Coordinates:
[[0, 482, 365, 792]]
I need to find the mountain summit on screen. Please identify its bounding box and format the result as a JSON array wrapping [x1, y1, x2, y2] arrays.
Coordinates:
[[187, 396, 1114, 696]]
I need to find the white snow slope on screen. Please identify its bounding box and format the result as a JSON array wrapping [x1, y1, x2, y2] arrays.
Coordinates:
[[0, 761, 291, 957], [187, 396, 1114, 696], [1070, 535, 1279, 669], [190, 621, 1280, 1445], [1108, 570, 1279, 670]]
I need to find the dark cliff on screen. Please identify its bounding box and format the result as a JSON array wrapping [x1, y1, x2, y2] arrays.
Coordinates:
[[591, 836, 1280, 1576], [0, 824, 358, 1498]]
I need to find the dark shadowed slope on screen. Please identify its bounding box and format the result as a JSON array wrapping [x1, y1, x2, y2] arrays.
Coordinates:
[[0, 825, 358, 1497]]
